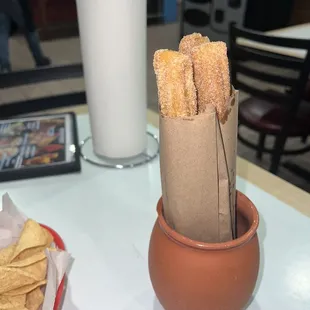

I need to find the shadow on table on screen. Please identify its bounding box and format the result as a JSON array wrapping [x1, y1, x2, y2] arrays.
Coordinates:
[[60, 280, 79, 310], [245, 211, 267, 310], [153, 298, 164, 310], [59, 258, 79, 310], [246, 297, 262, 309], [154, 296, 262, 310]]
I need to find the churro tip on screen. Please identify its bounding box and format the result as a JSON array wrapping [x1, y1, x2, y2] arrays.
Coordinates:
[[179, 33, 210, 56]]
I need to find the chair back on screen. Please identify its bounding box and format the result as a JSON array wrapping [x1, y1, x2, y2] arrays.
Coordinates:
[[229, 24, 310, 115]]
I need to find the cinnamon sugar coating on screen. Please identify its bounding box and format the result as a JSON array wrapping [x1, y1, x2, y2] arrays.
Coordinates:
[[153, 49, 197, 117]]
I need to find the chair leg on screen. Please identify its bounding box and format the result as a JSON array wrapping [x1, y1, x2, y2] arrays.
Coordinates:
[[269, 135, 287, 174], [256, 133, 266, 160]]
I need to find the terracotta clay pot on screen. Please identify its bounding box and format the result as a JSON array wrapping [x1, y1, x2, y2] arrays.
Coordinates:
[[148, 191, 260, 310]]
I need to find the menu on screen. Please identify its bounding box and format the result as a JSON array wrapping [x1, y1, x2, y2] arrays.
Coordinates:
[[0, 113, 80, 182]]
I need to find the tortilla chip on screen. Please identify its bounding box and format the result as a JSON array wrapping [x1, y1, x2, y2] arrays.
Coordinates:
[[17, 258, 47, 282], [2, 308, 28, 310], [14, 245, 50, 263], [47, 247, 57, 252], [0, 268, 36, 295], [26, 287, 44, 310], [0, 294, 26, 309], [43, 228, 53, 245], [11, 220, 53, 262], [0, 244, 16, 266], [2, 280, 46, 296], [7, 252, 46, 268], [0, 259, 47, 294]]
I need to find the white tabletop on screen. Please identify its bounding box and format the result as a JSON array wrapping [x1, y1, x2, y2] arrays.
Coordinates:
[[237, 23, 310, 59], [1, 114, 310, 310]]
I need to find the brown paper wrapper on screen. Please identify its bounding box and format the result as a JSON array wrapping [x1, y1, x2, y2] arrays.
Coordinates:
[[160, 90, 239, 243], [220, 89, 239, 238]]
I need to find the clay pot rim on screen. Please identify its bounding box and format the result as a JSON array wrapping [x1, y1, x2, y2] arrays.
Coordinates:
[[157, 191, 259, 251]]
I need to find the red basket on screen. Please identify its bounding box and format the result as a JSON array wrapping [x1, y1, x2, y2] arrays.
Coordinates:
[[40, 224, 66, 310]]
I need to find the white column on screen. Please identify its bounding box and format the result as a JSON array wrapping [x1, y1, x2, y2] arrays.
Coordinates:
[[76, 0, 147, 158]]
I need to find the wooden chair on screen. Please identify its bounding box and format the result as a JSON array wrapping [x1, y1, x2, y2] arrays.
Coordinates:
[[229, 24, 310, 174]]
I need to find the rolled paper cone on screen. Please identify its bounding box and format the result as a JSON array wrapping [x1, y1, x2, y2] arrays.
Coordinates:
[[160, 91, 238, 243], [220, 89, 239, 238], [76, 0, 147, 158]]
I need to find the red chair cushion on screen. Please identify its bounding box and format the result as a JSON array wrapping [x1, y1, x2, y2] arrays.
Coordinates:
[[239, 94, 310, 136]]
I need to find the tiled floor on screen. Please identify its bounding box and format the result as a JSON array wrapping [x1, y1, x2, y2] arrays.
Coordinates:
[[1, 23, 310, 192]]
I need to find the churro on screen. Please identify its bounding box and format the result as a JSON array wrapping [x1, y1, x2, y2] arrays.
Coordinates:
[[153, 49, 197, 117], [179, 33, 210, 56], [209, 42, 231, 104], [191, 42, 230, 121]]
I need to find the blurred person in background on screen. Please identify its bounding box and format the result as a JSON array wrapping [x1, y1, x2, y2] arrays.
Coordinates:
[[0, 0, 51, 73]]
